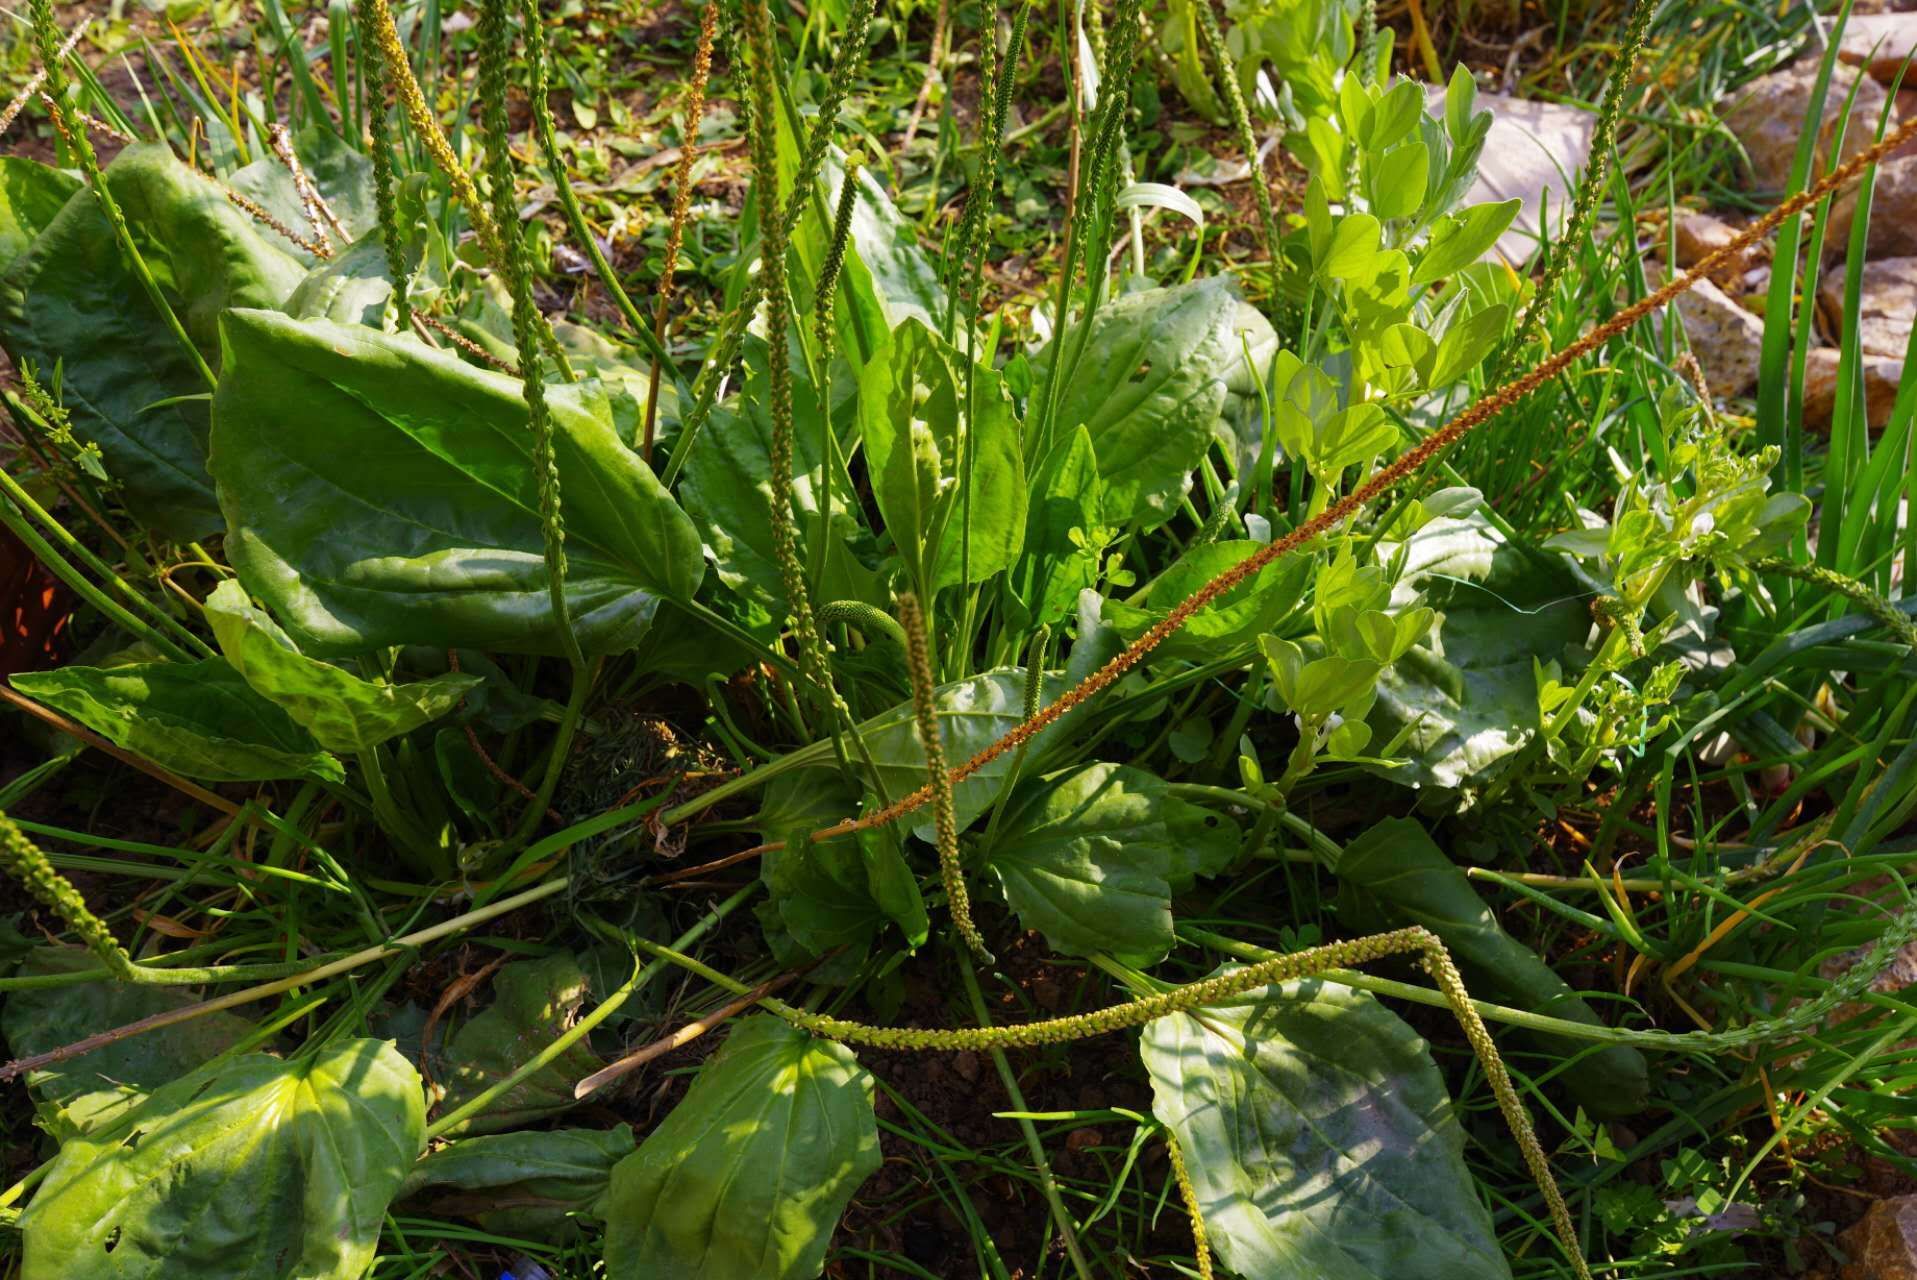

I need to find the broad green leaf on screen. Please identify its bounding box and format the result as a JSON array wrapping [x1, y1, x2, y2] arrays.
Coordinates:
[[1046, 278, 1277, 527], [1335, 818, 1649, 1117], [212, 309, 704, 657], [1412, 200, 1520, 284], [205, 580, 477, 753], [681, 338, 881, 613], [603, 1016, 880, 1280], [1, 951, 257, 1138], [757, 774, 929, 960], [19, 1038, 424, 1280], [929, 357, 1026, 591], [852, 668, 1071, 841], [11, 660, 344, 783], [1142, 977, 1512, 1280], [857, 318, 955, 579], [1104, 541, 1310, 663], [436, 955, 606, 1136], [984, 763, 1238, 965], [226, 127, 375, 267], [0, 145, 305, 537], [398, 1126, 635, 1236], [1370, 512, 1589, 790], [1011, 426, 1105, 628], [0, 157, 79, 272], [810, 153, 947, 353]]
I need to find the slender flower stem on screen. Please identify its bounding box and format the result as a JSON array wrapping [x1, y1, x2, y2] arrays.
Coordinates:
[[642, 0, 719, 462], [28, 0, 213, 391], [478, 0, 582, 668]]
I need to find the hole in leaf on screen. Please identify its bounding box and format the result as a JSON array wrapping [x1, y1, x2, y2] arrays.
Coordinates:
[[104, 1227, 121, 1254]]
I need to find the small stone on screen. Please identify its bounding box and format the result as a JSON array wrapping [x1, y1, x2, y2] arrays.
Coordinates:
[[1725, 62, 1893, 192], [1818, 256, 1917, 358], [1829, 155, 1917, 258], [1669, 276, 1766, 396], [1802, 347, 1906, 430], [952, 1050, 981, 1083], [1673, 212, 1749, 282], [1840, 13, 1917, 84], [1065, 1127, 1103, 1153], [1839, 1194, 1917, 1280]]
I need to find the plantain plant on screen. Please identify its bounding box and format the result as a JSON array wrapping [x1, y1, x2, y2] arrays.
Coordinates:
[[0, 0, 1914, 1277]]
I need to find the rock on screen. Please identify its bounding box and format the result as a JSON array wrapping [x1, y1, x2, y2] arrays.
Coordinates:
[[1802, 346, 1906, 430], [1829, 155, 1917, 257], [1818, 256, 1917, 357], [1839, 1195, 1917, 1280], [1672, 211, 1750, 283], [1725, 62, 1894, 192], [1426, 88, 1595, 263], [1840, 13, 1917, 84], [1666, 275, 1767, 396]]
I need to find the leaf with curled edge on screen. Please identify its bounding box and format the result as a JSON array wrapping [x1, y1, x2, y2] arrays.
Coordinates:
[[10, 660, 343, 783], [1142, 976, 1513, 1280], [397, 1126, 635, 1237], [204, 580, 477, 754], [603, 1016, 880, 1279], [18, 1038, 424, 1280]]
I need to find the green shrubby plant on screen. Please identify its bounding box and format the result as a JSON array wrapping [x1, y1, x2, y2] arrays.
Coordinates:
[[2, 0, 1916, 1276]]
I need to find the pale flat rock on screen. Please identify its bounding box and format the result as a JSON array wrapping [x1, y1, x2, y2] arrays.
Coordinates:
[[1829, 154, 1917, 257], [1840, 1196, 1917, 1280], [1818, 256, 1917, 357], [1802, 346, 1906, 429], [1840, 13, 1917, 83], [1725, 62, 1893, 192], [1426, 88, 1594, 263]]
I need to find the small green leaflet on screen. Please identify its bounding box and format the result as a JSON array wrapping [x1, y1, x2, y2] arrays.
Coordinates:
[[984, 763, 1238, 965], [603, 1017, 880, 1280], [11, 660, 344, 783], [1142, 977, 1513, 1280], [19, 1039, 425, 1280], [205, 580, 478, 754]]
